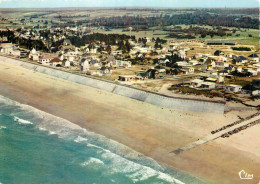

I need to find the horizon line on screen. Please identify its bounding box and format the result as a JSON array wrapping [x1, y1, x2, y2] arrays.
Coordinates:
[[0, 6, 259, 9]]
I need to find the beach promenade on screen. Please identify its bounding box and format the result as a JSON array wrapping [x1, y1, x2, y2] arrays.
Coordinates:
[[0, 59, 259, 184], [0, 54, 226, 114]]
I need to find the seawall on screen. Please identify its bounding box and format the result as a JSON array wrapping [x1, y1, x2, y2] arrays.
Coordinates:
[[0, 55, 226, 114]]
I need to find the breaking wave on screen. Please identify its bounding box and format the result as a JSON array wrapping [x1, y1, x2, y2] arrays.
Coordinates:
[[0, 95, 203, 184]]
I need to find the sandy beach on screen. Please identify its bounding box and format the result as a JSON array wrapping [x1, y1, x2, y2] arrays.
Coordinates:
[[0, 60, 259, 184]]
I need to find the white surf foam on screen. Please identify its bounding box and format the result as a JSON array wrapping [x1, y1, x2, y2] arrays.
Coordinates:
[[100, 150, 184, 183], [81, 157, 104, 167], [74, 136, 88, 143], [0, 95, 186, 184], [87, 143, 111, 153], [0, 126, 6, 130], [38, 127, 47, 131], [14, 116, 33, 125]]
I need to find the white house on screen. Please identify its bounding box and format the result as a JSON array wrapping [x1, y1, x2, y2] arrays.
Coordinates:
[[217, 56, 228, 62], [63, 60, 71, 68], [188, 60, 199, 66], [176, 61, 188, 67], [39, 55, 53, 65], [159, 59, 170, 65], [81, 59, 90, 71], [100, 66, 112, 75], [12, 48, 21, 57], [225, 85, 242, 93], [190, 79, 204, 88], [178, 49, 186, 59], [112, 60, 132, 68], [215, 62, 229, 68], [63, 51, 77, 62], [29, 48, 40, 61], [201, 82, 216, 89], [182, 67, 194, 74], [0, 43, 14, 54], [248, 54, 259, 63]]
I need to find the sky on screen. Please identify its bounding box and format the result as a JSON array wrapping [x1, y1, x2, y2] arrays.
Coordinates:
[[0, 0, 259, 8]]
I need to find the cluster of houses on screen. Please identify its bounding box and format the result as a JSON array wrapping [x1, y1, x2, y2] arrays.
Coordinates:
[[0, 42, 133, 77], [0, 34, 259, 96], [0, 43, 21, 57], [186, 49, 260, 96]]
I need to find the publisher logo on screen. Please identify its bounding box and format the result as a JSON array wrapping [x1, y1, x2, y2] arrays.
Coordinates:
[[238, 170, 253, 180]]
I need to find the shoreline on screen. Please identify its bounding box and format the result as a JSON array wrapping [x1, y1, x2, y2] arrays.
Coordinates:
[[0, 60, 259, 184], [0, 94, 201, 184]]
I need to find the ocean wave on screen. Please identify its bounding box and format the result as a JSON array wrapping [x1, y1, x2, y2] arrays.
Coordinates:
[[0, 95, 186, 184], [0, 126, 6, 130], [81, 157, 104, 167], [38, 127, 47, 131], [74, 136, 88, 143], [14, 116, 33, 125], [48, 131, 56, 135], [100, 150, 184, 184], [87, 143, 111, 153]]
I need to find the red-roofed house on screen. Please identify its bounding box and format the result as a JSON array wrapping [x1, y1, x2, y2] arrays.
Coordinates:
[[0, 43, 14, 54], [50, 57, 62, 67], [39, 55, 53, 65]]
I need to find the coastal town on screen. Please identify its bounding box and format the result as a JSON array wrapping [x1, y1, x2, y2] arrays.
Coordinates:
[[0, 5, 259, 184], [0, 8, 259, 105]]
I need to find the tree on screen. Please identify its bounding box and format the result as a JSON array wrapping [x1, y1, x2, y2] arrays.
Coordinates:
[[142, 38, 147, 47], [200, 34, 206, 38], [106, 45, 111, 54], [125, 39, 131, 52], [154, 39, 162, 49]]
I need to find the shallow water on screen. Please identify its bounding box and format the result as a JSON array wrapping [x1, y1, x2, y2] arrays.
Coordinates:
[[0, 95, 203, 184]]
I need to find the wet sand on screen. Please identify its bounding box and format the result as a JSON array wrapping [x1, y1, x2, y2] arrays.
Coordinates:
[[0, 60, 259, 184]]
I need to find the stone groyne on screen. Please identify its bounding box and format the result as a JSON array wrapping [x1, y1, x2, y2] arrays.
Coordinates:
[[0, 55, 226, 114]]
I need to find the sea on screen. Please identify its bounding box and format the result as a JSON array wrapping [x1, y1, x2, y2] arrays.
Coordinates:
[[0, 95, 204, 184]]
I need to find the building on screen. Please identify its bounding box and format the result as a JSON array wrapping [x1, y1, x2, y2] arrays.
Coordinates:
[[190, 79, 204, 88], [248, 54, 259, 63], [138, 69, 159, 79], [63, 39, 72, 46], [12, 48, 21, 57], [0, 43, 14, 54], [233, 56, 248, 64], [225, 85, 242, 93], [100, 66, 112, 75], [118, 75, 137, 82], [63, 59, 71, 68], [29, 48, 40, 61], [182, 67, 194, 74], [80, 59, 90, 71], [188, 60, 199, 66], [201, 82, 216, 89], [112, 60, 132, 68], [50, 57, 62, 67], [39, 55, 53, 65]]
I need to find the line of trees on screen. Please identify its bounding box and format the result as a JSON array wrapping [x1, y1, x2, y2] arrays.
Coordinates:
[[90, 12, 258, 29], [68, 33, 135, 47]]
